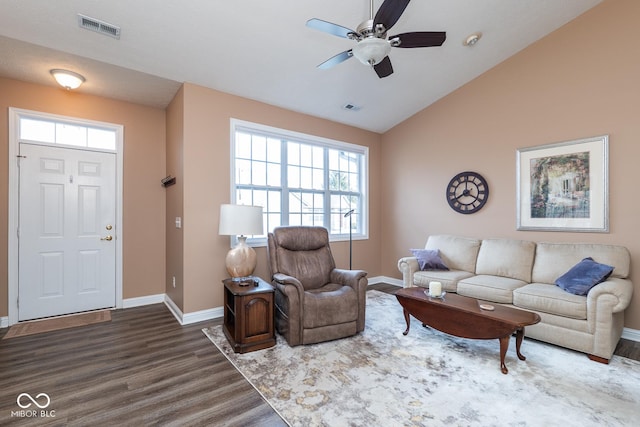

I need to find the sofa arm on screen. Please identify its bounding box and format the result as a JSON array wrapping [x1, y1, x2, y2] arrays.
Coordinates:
[[587, 277, 633, 314], [398, 256, 420, 288]]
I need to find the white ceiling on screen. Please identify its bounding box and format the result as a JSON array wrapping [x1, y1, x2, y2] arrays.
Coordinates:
[[0, 0, 602, 133]]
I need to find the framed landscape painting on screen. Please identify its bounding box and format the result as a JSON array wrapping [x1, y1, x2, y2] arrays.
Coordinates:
[[516, 135, 609, 232]]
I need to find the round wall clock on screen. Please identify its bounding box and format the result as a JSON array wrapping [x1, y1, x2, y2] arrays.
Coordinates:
[[446, 171, 489, 214]]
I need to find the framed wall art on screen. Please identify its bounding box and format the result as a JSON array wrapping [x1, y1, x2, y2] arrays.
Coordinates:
[[516, 135, 608, 232]]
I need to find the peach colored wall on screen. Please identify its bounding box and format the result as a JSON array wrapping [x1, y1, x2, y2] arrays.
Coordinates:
[[0, 77, 166, 317], [380, 0, 640, 330], [175, 83, 381, 313], [165, 86, 185, 310]]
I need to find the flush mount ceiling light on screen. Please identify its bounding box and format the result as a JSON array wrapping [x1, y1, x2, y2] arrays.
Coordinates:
[[50, 69, 86, 90], [463, 33, 482, 47]]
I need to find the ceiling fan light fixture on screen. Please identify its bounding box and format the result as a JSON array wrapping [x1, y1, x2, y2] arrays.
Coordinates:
[[50, 69, 85, 90], [352, 37, 391, 66]]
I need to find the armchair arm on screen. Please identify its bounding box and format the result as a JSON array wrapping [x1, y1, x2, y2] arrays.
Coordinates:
[[398, 256, 420, 288], [331, 268, 368, 333], [272, 273, 305, 345], [330, 268, 367, 289], [273, 272, 304, 289]]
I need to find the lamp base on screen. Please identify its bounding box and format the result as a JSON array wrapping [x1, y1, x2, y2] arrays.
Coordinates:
[[225, 236, 257, 279]]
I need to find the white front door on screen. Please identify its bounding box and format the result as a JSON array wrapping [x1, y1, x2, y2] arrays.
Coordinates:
[[18, 143, 117, 321]]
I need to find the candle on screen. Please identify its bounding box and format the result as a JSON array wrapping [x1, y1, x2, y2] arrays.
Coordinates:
[[429, 281, 442, 297]]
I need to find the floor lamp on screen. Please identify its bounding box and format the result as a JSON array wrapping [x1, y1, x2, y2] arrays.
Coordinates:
[[344, 209, 355, 270]]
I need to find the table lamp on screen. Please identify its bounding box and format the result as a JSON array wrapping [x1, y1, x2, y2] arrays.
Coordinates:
[[218, 204, 264, 280]]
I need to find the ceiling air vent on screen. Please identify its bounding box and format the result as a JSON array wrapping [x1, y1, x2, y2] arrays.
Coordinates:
[[342, 103, 361, 112], [77, 14, 121, 39]]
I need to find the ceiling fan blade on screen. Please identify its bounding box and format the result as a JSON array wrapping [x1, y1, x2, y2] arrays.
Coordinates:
[[317, 50, 354, 69], [374, 56, 394, 78], [374, 0, 411, 32], [306, 18, 356, 39], [390, 31, 446, 48]]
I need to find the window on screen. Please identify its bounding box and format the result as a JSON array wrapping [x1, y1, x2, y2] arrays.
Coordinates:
[[231, 119, 368, 245], [19, 116, 117, 151]]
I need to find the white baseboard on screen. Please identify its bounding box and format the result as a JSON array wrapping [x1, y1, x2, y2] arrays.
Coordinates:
[[369, 275, 402, 287], [622, 327, 640, 342], [164, 294, 223, 325], [0, 316, 8, 328], [123, 293, 165, 308]]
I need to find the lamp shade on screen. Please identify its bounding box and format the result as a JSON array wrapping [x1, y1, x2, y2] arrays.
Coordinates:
[[219, 204, 263, 236]]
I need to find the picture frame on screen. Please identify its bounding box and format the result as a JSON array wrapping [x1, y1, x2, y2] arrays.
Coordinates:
[[516, 135, 609, 232]]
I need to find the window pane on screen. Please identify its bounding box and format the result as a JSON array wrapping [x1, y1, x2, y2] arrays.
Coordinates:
[[313, 169, 324, 190], [56, 123, 87, 147], [252, 135, 266, 161], [20, 118, 55, 143], [237, 188, 252, 205], [300, 144, 312, 167], [253, 190, 267, 208], [288, 165, 300, 188], [87, 128, 116, 150], [266, 138, 280, 162], [236, 133, 252, 158], [236, 159, 252, 184], [251, 160, 266, 186], [300, 167, 312, 190], [289, 192, 302, 213], [267, 191, 281, 212], [266, 163, 281, 186], [288, 142, 300, 165]]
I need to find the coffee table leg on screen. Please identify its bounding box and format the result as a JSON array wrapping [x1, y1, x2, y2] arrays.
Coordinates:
[[515, 327, 527, 361], [402, 309, 411, 335], [499, 336, 510, 374]]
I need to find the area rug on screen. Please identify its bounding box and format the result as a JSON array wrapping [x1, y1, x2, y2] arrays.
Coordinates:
[[2, 310, 111, 339], [203, 290, 640, 427]]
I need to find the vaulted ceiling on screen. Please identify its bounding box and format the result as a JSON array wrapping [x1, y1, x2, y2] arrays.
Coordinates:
[[0, 0, 602, 133]]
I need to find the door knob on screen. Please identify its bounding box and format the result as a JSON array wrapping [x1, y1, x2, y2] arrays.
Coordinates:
[[101, 235, 113, 241]]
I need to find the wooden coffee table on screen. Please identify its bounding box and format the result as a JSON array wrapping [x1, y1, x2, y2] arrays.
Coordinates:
[[395, 287, 541, 374]]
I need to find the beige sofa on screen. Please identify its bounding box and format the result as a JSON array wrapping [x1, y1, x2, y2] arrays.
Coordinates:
[[397, 235, 633, 363]]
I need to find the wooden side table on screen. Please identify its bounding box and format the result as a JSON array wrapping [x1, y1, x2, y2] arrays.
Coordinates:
[[222, 276, 275, 353]]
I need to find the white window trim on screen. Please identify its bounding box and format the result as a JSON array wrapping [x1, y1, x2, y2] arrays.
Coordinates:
[[229, 118, 369, 247]]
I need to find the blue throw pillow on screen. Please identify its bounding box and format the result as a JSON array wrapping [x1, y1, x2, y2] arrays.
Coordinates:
[[555, 257, 614, 296], [410, 249, 449, 271]]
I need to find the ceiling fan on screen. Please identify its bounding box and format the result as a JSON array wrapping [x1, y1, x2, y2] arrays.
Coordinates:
[[307, 0, 446, 78]]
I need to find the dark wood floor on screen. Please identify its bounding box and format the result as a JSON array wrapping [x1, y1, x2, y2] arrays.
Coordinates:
[[1, 284, 638, 426]]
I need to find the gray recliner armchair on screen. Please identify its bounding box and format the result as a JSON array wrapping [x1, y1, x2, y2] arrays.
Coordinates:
[[267, 226, 368, 346]]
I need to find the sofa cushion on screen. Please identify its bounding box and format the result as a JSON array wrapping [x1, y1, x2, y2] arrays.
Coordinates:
[[414, 270, 474, 292], [410, 249, 449, 271], [475, 238, 536, 282], [532, 242, 630, 283], [555, 257, 614, 296], [425, 235, 481, 273], [513, 283, 587, 320], [457, 275, 528, 304]]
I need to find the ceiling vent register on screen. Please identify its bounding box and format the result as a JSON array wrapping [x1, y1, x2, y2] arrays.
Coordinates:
[[77, 14, 121, 39]]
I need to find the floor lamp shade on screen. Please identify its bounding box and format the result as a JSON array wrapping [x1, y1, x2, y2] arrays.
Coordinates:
[[219, 204, 264, 279]]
